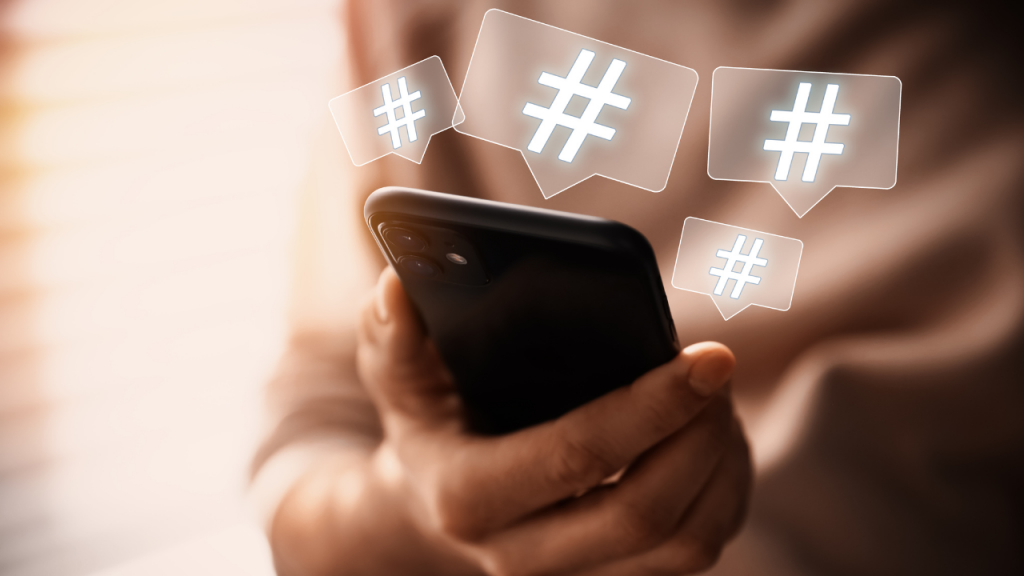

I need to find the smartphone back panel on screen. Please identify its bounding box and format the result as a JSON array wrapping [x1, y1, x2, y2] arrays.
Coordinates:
[[365, 187, 679, 434]]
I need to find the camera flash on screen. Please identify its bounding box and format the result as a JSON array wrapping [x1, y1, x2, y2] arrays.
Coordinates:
[[446, 253, 468, 265]]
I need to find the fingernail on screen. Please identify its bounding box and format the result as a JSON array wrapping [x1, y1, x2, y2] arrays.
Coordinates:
[[688, 353, 733, 396], [375, 271, 390, 323]]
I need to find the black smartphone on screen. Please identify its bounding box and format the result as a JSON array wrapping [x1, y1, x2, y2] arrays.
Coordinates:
[[365, 187, 680, 434]]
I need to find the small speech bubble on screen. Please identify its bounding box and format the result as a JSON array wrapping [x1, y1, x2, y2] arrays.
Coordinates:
[[329, 56, 458, 166], [671, 217, 803, 320], [454, 10, 698, 199], [708, 67, 901, 217]]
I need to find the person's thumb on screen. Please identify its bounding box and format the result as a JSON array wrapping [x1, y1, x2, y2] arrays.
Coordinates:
[[357, 267, 458, 429]]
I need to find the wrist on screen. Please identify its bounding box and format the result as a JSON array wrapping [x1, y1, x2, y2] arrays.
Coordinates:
[[269, 444, 480, 576]]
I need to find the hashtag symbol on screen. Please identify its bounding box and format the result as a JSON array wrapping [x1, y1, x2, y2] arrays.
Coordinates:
[[709, 234, 769, 299], [763, 83, 851, 183], [373, 76, 427, 150], [522, 49, 631, 163]]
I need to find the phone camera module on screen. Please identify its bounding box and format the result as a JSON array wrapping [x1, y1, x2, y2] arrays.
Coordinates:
[[399, 255, 441, 278], [384, 227, 427, 252]]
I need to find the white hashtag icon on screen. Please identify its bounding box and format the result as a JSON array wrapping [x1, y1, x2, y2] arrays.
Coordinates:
[[763, 82, 851, 183], [373, 76, 427, 150], [709, 234, 768, 299], [522, 49, 631, 163]]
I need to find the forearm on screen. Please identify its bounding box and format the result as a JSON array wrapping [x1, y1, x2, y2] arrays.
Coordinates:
[[269, 446, 481, 576]]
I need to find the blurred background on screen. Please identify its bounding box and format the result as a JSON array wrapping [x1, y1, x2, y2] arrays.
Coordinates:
[[0, 1, 361, 574], [3, 1, 1022, 575]]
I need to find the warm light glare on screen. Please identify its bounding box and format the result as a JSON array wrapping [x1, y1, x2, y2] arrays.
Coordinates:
[[0, 1, 343, 574]]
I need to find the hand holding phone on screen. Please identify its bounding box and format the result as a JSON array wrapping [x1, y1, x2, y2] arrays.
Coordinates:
[[344, 268, 752, 575]]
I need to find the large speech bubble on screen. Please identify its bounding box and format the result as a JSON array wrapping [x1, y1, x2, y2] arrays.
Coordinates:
[[454, 10, 698, 199], [708, 67, 901, 217], [329, 56, 458, 166], [672, 217, 803, 320]]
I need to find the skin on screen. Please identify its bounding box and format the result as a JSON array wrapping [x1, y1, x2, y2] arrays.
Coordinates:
[[270, 268, 753, 576]]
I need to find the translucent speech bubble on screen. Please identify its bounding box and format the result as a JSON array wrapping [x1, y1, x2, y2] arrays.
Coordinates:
[[454, 10, 698, 199], [708, 67, 901, 217], [671, 217, 803, 320], [329, 56, 458, 166]]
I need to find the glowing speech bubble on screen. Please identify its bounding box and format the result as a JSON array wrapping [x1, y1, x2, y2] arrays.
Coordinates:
[[454, 10, 698, 199], [329, 56, 458, 166], [708, 67, 901, 217], [672, 217, 803, 320]]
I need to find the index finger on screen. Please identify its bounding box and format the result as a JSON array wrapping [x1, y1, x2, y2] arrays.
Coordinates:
[[429, 342, 736, 539]]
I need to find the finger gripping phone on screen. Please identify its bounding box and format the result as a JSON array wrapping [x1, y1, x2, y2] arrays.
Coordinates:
[[365, 187, 679, 434]]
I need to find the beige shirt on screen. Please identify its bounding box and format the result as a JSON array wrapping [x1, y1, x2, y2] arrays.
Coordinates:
[[254, 2, 1024, 574]]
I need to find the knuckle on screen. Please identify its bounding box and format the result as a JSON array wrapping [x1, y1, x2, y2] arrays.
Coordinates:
[[662, 537, 724, 574], [424, 471, 489, 542], [427, 488, 478, 541], [476, 546, 535, 576], [548, 434, 620, 491], [691, 541, 725, 572], [614, 499, 676, 551]]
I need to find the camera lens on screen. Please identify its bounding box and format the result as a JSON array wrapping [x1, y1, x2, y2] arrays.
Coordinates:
[[399, 255, 440, 278], [446, 253, 468, 265], [384, 227, 427, 252]]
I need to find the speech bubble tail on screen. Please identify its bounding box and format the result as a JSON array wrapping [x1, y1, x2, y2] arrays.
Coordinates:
[[770, 182, 839, 218], [710, 295, 751, 321], [452, 102, 466, 127], [522, 155, 606, 199], [394, 127, 454, 164], [394, 143, 430, 164]]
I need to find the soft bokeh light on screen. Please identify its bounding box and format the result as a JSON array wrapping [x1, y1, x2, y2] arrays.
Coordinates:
[[0, 1, 344, 574]]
